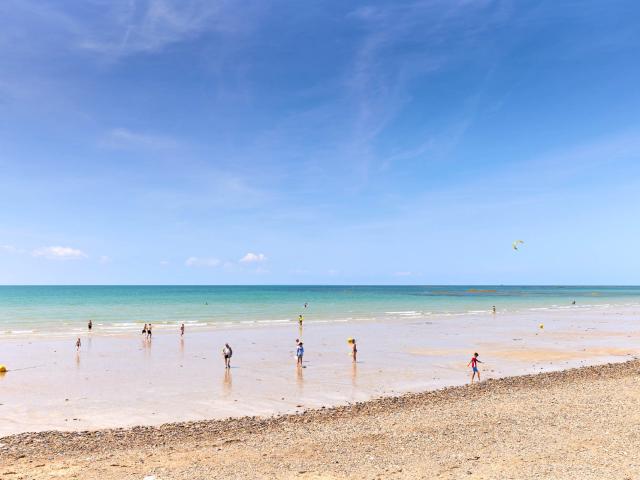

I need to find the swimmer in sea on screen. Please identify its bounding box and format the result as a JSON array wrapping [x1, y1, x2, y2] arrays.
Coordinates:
[[467, 352, 482, 383]]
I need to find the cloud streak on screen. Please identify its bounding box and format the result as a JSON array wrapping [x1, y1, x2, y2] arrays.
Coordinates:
[[185, 256, 220, 267], [101, 128, 178, 150], [32, 246, 88, 260], [0, 244, 26, 254], [77, 0, 236, 60]]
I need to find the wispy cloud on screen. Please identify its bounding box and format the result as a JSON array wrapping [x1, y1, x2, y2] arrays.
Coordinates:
[[239, 252, 267, 263], [101, 128, 178, 150], [393, 271, 414, 277], [0, 244, 26, 254], [342, 1, 511, 183], [78, 0, 233, 60], [32, 246, 88, 260], [185, 256, 220, 267], [1, 0, 251, 66], [99, 255, 112, 264]]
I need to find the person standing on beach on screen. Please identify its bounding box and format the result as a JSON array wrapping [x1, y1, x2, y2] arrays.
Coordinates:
[[180, 323, 185, 337], [147, 324, 153, 340], [351, 339, 357, 363], [296, 341, 304, 366], [222, 343, 233, 368], [468, 352, 482, 383], [492, 306, 496, 314], [88, 319, 92, 331], [142, 324, 148, 337], [76, 337, 81, 351], [298, 314, 304, 326]]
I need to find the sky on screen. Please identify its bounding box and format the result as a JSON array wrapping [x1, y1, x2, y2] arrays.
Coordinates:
[[1, 0, 640, 285]]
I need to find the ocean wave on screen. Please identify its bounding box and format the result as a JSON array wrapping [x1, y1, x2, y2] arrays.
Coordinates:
[[385, 311, 422, 317]]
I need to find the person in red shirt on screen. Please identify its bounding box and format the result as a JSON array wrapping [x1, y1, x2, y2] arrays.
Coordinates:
[[467, 352, 483, 383]]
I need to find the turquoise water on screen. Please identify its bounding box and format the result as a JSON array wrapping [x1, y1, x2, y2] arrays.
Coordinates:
[[1, 285, 640, 336]]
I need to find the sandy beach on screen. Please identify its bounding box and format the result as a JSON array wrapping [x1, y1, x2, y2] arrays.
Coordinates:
[[3, 359, 640, 479], [2, 305, 639, 436]]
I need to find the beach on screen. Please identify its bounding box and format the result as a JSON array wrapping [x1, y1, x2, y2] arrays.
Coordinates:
[[2, 287, 640, 478], [3, 360, 640, 479], [2, 303, 640, 436]]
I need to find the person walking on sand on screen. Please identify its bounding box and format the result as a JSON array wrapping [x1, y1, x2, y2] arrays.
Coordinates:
[[88, 319, 92, 331], [222, 343, 233, 368], [180, 323, 185, 337], [147, 323, 153, 340], [142, 323, 148, 337], [76, 337, 81, 351], [468, 352, 483, 383], [351, 339, 358, 363], [296, 341, 304, 367]]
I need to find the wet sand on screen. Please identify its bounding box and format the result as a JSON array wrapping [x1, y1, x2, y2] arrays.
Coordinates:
[[3, 360, 640, 479], [1, 305, 639, 436]]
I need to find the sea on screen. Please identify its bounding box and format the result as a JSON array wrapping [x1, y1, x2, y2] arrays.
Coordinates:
[[1, 285, 640, 338]]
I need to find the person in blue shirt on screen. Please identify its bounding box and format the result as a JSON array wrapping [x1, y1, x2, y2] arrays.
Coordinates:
[[296, 341, 304, 366]]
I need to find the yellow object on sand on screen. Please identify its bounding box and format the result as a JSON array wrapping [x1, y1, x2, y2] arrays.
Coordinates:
[[539, 324, 544, 329], [347, 337, 354, 344], [0, 365, 7, 373]]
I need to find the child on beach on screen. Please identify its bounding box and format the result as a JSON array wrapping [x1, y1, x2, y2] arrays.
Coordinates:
[[147, 324, 152, 340], [296, 341, 304, 366], [222, 343, 233, 368], [468, 352, 482, 383], [76, 337, 81, 351]]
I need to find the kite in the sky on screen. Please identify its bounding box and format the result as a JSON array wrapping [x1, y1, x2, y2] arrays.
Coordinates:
[[512, 240, 525, 251]]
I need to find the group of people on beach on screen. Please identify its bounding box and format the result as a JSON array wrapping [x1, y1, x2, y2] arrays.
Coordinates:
[[141, 323, 153, 340], [76, 300, 483, 383]]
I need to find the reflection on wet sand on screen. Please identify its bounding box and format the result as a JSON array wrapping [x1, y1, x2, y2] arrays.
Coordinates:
[[222, 369, 232, 397], [296, 365, 304, 390], [351, 362, 357, 387]]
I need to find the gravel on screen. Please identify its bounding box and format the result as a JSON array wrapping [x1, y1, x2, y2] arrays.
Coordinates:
[[2, 360, 640, 479]]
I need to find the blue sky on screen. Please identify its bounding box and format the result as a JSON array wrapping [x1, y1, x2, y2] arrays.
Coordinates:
[[1, 0, 639, 285]]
